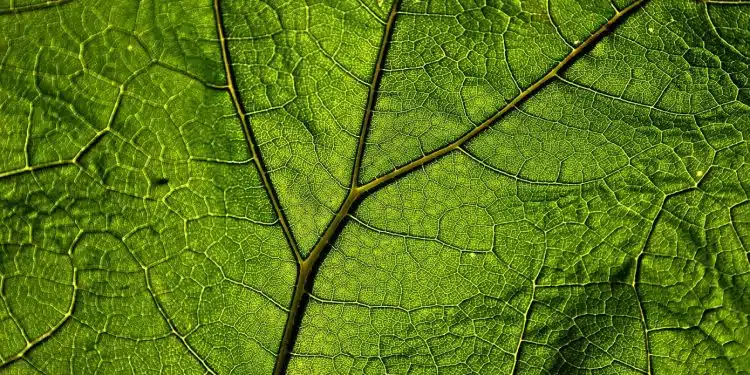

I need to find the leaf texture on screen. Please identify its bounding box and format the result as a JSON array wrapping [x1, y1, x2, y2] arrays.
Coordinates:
[[0, 0, 749, 374]]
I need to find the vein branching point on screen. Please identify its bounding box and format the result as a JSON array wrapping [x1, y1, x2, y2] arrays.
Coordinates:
[[269, 0, 649, 372]]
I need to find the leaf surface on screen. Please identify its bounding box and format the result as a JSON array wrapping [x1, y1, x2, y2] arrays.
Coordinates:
[[0, 0, 749, 374]]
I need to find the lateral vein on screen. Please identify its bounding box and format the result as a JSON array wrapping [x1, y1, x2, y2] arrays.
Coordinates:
[[0, 269, 77, 369], [0, 0, 71, 15], [359, 0, 648, 194], [351, 0, 401, 188], [213, 0, 303, 264]]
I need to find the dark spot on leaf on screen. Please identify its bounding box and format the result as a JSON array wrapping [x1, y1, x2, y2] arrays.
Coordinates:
[[152, 177, 169, 186]]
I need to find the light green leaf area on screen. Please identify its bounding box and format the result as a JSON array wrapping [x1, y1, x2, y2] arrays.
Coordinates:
[[0, 0, 749, 374]]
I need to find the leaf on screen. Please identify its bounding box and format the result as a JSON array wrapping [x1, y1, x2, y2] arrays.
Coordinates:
[[0, 0, 749, 374]]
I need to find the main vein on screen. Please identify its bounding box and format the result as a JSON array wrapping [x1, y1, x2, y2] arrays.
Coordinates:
[[213, 0, 302, 264]]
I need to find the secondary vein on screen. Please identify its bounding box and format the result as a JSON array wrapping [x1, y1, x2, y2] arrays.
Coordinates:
[[351, 0, 401, 188], [0, 269, 77, 369], [213, 0, 303, 264], [358, 0, 648, 194], [0, 0, 71, 15]]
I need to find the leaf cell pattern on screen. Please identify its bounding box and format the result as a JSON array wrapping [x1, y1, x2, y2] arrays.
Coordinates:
[[0, 0, 748, 374]]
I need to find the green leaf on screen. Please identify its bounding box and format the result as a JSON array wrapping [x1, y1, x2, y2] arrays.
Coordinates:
[[0, 0, 749, 374]]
